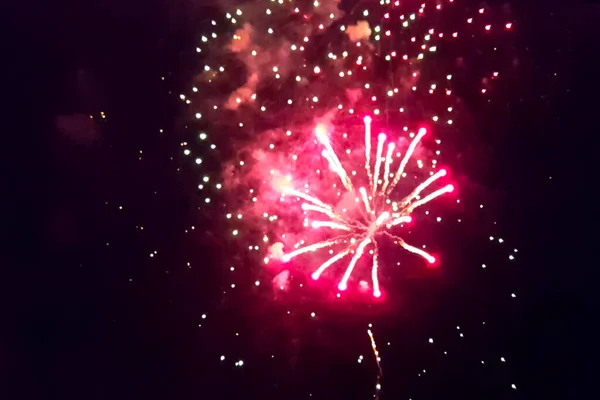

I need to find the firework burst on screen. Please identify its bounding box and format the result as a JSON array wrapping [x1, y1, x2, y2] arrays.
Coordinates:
[[277, 116, 454, 297]]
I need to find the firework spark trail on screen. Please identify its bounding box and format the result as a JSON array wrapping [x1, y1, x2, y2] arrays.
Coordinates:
[[402, 169, 447, 206], [322, 150, 353, 192], [387, 215, 412, 228], [407, 184, 454, 213], [372, 133, 387, 196], [386, 127, 428, 196], [301, 203, 339, 220], [374, 211, 390, 227], [359, 187, 372, 214], [367, 329, 383, 398], [311, 247, 352, 280], [310, 221, 352, 231], [368, 329, 383, 375], [396, 238, 436, 264], [282, 239, 340, 262], [316, 124, 353, 191], [338, 237, 371, 291], [382, 142, 396, 194], [364, 116, 374, 191], [284, 188, 333, 210], [371, 244, 381, 298], [280, 118, 454, 296]]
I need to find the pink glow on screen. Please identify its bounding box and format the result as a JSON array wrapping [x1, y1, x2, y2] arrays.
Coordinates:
[[315, 124, 327, 139], [272, 177, 292, 192], [426, 255, 439, 269]]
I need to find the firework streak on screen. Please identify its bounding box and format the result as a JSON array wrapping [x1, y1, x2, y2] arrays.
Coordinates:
[[368, 328, 383, 397]]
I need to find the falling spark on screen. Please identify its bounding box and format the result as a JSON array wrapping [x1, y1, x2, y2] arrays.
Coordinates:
[[368, 329, 383, 398]]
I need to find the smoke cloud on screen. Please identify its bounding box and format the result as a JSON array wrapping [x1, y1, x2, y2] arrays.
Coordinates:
[[345, 20, 371, 42], [222, 0, 345, 110]]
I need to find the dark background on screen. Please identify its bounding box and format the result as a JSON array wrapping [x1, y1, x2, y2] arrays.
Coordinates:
[[4, 0, 596, 399]]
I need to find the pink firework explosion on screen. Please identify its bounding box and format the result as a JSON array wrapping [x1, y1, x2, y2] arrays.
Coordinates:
[[271, 116, 455, 298]]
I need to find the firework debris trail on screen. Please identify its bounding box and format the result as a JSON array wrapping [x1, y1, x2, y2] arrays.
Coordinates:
[[368, 328, 383, 398]]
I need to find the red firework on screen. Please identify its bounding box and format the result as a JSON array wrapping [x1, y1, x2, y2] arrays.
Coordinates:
[[272, 116, 454, 298]]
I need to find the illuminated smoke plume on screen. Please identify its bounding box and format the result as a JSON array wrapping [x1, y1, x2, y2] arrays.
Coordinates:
[[345, 20, 371, 42], [222, 0, 345, 110]]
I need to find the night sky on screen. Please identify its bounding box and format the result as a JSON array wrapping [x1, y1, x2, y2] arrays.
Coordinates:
[[4, 0, 595, 399]]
